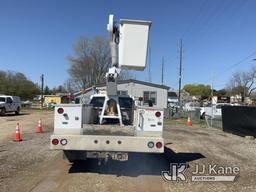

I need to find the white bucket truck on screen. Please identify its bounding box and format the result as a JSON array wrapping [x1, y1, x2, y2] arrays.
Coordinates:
[[50, 15, 164, 162]]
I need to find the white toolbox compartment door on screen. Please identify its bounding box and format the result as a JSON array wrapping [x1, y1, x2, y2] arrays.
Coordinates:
[[136, 107, 163, 132], [54, 104, 83, 134]]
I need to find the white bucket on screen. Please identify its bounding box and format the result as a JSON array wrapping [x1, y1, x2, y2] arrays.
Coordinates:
[[119, 19, 151, 71]]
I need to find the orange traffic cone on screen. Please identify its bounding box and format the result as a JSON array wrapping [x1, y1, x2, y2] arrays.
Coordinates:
[[37, 119, 43, 133], [187, 112, 192, 127], [14, 122, 22, 142]]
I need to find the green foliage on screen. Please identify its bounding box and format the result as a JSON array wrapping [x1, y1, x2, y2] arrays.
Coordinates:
[[215, 89, 227, 96], [0, 71, 40, 100], [51, 85, 67, 94], [44, 86, 51, 95], [183, 84, 211, 99]]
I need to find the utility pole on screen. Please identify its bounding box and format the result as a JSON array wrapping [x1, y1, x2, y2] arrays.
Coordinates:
[[211, 70, 214, 99], [161, 56, 164, 85], [148, 46, 152, 83], [40, 74, 44, 109], [178, 39, 183, 101], [210, 68, 214, 127]]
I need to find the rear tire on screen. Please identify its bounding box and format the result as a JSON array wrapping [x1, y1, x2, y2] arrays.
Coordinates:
[[1, 108, 6, 116], [15, 107, 20, 115]]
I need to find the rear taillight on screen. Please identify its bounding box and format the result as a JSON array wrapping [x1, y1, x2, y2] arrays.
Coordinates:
[[155, 111, 161, 117], [156, 142, 162, 149], [57, 108, 64, 114], [147, 141, 154, 148], [52, 138, 59, 145]]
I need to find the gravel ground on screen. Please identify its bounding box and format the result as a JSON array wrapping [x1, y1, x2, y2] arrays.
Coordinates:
[[0, 109, 54, 144], [0, 110, 256, 192]]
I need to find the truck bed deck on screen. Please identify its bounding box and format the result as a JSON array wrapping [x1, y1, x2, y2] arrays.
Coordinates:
[[82, 124, 135, 136]]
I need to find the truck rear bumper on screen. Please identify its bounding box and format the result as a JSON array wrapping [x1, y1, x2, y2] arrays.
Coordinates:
[[50, 134, 164, 153]]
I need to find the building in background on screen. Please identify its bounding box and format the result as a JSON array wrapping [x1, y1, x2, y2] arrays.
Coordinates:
[[43, 93, 74, 107], [75, 79, 169, 109], [43, 95, 61, 106]]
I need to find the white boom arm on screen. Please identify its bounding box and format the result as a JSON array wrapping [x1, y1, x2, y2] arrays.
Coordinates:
[[99, 14, 151, 125], [105, 14, 120, 96], [99, 15, 122, 125]]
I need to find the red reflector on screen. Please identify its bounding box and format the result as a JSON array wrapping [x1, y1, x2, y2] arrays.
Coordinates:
[[156, 142, 162, 149], [155, 111, 161, 117], [52, 138, 59, 145], [57, 108, 64, 114]]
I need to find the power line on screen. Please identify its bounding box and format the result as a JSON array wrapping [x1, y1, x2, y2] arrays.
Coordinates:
[[179, 0, 251, 90], [201, 50, 256, 86], [186, 0, 248, 61], [185, 0, 231, 55], [181, 0, 210, 39], [222, 50, 256, 72]]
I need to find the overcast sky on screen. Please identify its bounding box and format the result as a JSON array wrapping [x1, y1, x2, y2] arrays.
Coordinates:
[[1, 0, 256, 90]]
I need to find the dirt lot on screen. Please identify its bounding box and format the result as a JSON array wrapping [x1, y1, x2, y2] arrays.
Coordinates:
[[0, 109, 54, 143], [0, 110, 256, 192]]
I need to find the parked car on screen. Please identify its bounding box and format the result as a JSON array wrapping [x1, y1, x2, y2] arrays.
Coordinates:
[[168, 101, 182, 109], [183, 101, 200, 111], [0, 95, 21, 115]]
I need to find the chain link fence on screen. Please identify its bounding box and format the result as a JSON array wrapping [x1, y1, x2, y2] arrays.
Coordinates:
[[164, 107, 201, 123], [205, 116, 223, 129]]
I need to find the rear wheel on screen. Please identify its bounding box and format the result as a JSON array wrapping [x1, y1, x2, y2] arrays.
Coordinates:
[[15, 107, 20, 115], [0, 108, 6, 116]]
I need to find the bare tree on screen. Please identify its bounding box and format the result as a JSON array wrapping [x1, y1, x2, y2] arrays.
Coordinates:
[[67, 36, 111, 90], [63, 79, 76, 93], [227, 65, 256, 97]]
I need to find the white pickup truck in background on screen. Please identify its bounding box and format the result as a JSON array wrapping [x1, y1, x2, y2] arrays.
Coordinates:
[[0, 95, 21, 115]]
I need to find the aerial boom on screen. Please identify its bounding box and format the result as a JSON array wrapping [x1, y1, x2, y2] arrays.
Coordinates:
[[100, 14, 152, 125]]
